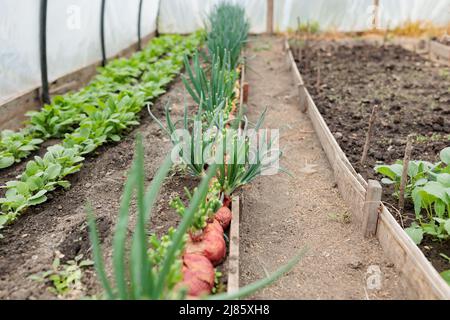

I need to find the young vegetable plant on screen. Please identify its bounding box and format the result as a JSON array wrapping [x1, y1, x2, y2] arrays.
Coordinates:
[[207, 2, 249, 69], [170, 181, 222, 240], [29, 252, 93, 297], [0, 145, 84, 227], [182, 50, 238, 117], [87, 136, 218, 299], [375, 160, 434, 199], [0, 130, 43, 169], [148, 102, 224, 176], [88, 137, 305, 300], [215, 109, 285, 196], [377, 147, 450, 245]]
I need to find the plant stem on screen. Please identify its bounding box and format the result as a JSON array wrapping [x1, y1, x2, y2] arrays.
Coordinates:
[[399, 135, 414, 213]]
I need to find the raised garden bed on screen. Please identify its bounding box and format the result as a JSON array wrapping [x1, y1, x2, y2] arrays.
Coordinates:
[[285, 39, 450, 299]]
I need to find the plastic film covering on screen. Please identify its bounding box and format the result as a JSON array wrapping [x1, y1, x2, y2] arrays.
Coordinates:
[[274, 0, 450, 32], [0, 0, 41, 103], [0, 0, 159, 103], [158, 0, 267, 34], [1, 0, 449, 104]]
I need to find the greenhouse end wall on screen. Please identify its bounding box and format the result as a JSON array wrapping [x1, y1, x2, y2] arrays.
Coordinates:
[[1, 0, 449, 104]]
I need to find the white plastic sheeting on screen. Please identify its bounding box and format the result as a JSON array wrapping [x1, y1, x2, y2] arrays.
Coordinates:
[[0, 0, 41, 103], [0, 0, 159, 103], [158, 0, 267, 33], [47, 0, 102, 84], [1, 0, 450, 103], [274, 0, 450, 32]]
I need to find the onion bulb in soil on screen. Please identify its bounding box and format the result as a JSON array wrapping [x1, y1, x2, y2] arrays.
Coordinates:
[[185, 220, 226, 266], [215, 206, 232, 230], [181, 254, 215, 297]]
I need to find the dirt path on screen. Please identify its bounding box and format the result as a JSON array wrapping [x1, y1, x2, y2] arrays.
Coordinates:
[[239, 36, 408, 300]]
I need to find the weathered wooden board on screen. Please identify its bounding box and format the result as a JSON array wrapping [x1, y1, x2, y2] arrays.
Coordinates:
[[227, 196, 241, 294], [0, 33, 155, 131], [430, 40, 450, 65], [285, 39, 450, 300]]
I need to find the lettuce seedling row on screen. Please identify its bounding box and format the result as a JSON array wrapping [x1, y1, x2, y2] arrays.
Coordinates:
[[285, 39, 450, 299]]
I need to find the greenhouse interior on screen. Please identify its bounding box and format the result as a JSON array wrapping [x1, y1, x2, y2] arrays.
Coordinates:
[[0, 0, 450, 305]]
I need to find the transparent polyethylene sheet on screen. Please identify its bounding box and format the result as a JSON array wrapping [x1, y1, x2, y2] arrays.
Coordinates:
[[0, 0, 158, 104], [274, 0, 450, 32], [158, 0, 267, 33], [1, 0, 449, 103]]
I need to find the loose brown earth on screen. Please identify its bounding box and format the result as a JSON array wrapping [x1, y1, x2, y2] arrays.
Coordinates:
[[292, 40, 450, 274], [0, 77, 204, 299], [239, 36, 408, 299]]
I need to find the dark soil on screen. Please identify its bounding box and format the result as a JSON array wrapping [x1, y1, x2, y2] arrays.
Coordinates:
[[0, 76, 209, 299], [292, 39, 450, 274]]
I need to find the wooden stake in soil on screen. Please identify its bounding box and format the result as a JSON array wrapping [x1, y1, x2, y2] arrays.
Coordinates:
[[399, 135, 414, 213], [362, 180, 382, 238], [360, 105, 379, 166], [266, 0, 274, 35], [315, 53, 321, 92], [243, 82, 249, 104], [372, 0, 380, 30]]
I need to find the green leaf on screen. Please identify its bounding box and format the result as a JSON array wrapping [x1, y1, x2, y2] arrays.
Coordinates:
[[444, 219, 450, 235], [110, 135, 121, 142], [381, 178, 395, 185], [15, 182, 30, 196], [405, 225, 424, 245], [28, 189, 47, 201], [0, 156, 15, 169], [28, 195, 47, 206], [375, 164, 403, 180], [45, 164, 62, 180], [440, 147, 450, 165], [437, 173, 450, 188], [441, 270, 450, 285], [423, 182, 446, 201]]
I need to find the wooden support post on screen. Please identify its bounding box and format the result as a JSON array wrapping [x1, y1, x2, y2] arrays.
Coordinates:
[[267, 0, 274, 35], [362, 180, 382, 238], [372, 0, 380, 30], [360, 105, 379, 166], [243, 83, 249, 104], [399, 135, 414, 213], [298, 84, 308, 113]]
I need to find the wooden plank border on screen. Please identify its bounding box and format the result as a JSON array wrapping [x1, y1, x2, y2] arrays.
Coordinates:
[[227, 196, 241, 294], [227, 56, 246, 294], [430, 40, 450, 65], [284, 39, 450, 300], [0, 32, 156, 131]]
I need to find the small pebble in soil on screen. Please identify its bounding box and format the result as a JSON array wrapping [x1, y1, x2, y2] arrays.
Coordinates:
[[57, 205, 63, 210], [348, 261, 364, 270], [85, 183, 92, 188]]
